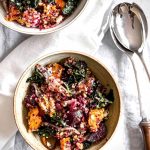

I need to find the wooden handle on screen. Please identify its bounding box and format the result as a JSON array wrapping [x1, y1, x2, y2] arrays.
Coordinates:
[[140, 121, 150, 150]]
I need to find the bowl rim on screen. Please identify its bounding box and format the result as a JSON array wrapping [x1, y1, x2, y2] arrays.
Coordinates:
[[0, 0, 89, 35], [14, 50, 122, 150]]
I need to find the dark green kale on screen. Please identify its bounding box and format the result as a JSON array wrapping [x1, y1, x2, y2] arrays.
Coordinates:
[[62, 59, 87, 86], [63, 82, 73, 95], [83, 141, 92, 150], [30, 0, 40, 8], [88, 81, 98, 99], [10, 0, 40, 11], [68, 60, 87, 82], [90, 89, 113, 108], [38, 126, 56, 138], [10, 0, 22, 9], [95, 91, 112, 108], [72, 68, 86, 82], [88, 80, 114, 108], [50, 114, 66, 126], [72, 60, 87, 82], [63, 5, 74, 15], [47, 0, 55, 3], [26, 68, 45, 85], [63, 0, 79, 15], [66, 75, 75, 86], [43, 114, 66, 127]]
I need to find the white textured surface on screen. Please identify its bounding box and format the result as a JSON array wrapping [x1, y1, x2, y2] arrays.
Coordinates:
[[0, 0, 150, 150]]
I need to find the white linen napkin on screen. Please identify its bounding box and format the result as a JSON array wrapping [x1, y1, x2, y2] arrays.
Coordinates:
[[0, 0, 150, 150], [0, 0, 116, 149]]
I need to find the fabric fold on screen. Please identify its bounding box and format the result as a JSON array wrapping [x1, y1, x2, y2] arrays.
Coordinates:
[[0, 0, 114, 149]]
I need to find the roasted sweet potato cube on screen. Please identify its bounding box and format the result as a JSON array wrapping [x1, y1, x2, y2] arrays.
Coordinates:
[[28, 107, 42, 132], [52, 63, 64, 78], [88, 108, 106, 132], [55, 0, 65, 8]]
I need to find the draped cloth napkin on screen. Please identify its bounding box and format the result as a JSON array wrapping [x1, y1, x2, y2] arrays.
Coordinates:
[[0, 0, 150, 150]]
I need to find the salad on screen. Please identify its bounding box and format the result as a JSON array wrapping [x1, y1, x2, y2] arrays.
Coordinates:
[[2, 0, 80, 29], [24, 57, 114, 150]]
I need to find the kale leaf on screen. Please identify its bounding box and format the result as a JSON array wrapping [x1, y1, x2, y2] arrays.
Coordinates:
[[88, 81, 98, 98], [50, 114, 66, 126], [38, 126, 56, 137], [10, 0, 40, 11], [72, 60, 87, 82], [30, 0, 40, 8], [75, 60, 87, 78], [63, 0, 79, 15], [67, 75, 75, 86], [90, 90, 113, 108], [26, 68, 45, 85], [62, 59, 87, 85], [73, 68, 86, 82], [63, 82, 72, 95], [88, 80, 114, 108], [63, 5, 74, 15], [83, 141, 92, 150], [48, 0, 54, 3], [95, 91, 113, 108], [43, 114, 66, 127]]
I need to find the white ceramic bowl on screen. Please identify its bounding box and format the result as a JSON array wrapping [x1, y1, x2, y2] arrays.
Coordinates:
[[0, 1, 87, 35], [14, 51, 121, 150]]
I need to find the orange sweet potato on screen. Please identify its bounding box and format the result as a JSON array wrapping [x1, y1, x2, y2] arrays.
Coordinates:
[[28, 107, 42, 132], [52, 63, 63, 78], [88, 108, 105, 132], [55, 0, 65, 8], [60, 137, 71, 150]]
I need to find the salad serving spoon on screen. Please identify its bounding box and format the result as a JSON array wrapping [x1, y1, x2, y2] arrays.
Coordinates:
[[110, 2, 150, 81], [109, 2, 150, 150]]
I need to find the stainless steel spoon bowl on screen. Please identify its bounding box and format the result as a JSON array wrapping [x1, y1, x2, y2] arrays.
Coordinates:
[[110, 2, 150, 81]]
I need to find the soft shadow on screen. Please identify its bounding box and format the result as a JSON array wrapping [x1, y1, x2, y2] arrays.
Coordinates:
[[14, 131, 31, 150], [0, 25, 30, 62]]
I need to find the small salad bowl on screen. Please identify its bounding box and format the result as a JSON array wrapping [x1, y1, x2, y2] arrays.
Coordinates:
[[14, 51, 121, 150], [0, 0, 87, 35]]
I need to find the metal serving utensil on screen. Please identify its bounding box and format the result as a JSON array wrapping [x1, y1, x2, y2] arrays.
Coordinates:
[[110, 2, 150, 81], [110, 3, 150, 150]]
